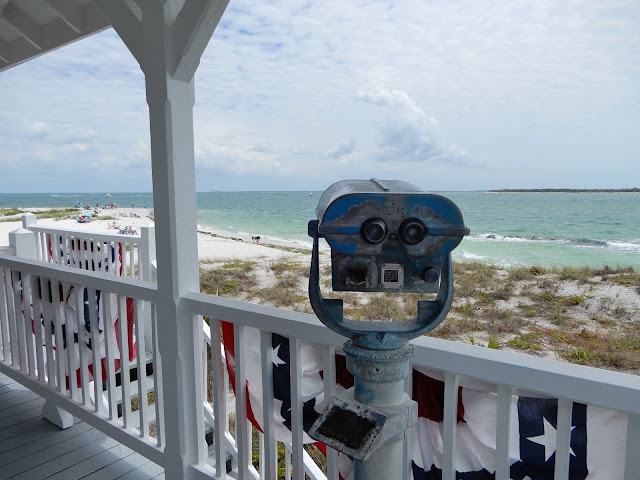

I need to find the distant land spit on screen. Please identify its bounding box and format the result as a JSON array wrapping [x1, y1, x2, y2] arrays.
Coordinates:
[[489, 188, 640, 193]]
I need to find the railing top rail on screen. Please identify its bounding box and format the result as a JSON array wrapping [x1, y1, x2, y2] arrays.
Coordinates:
[[0, 253, 157, 301], [411, 335, 640, 415], [184, 291, 345, 348], [184, 290, 640, 415], [29, 225, 141, 243]]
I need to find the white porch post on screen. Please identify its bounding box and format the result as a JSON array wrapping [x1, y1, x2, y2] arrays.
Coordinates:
[[142, 5, 204, 479], [94, 1, 228, 477]]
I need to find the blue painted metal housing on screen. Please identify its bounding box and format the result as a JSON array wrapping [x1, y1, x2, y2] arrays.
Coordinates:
[[308, 179, 469, 349]]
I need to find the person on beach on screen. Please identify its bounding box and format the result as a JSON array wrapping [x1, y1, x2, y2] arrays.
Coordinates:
[[252, 235, 260, 244]]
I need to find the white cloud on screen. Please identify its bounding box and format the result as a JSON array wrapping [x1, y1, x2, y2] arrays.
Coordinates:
[[357, 84, 469, 164], [324, 139, 356, 160], [0, 0, 638, 191]]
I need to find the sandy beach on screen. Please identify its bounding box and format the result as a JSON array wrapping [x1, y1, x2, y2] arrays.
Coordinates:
[[0, 207, 303, 262]]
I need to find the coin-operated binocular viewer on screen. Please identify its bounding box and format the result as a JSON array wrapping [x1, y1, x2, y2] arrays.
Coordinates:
[[307, 179, 469, 480]]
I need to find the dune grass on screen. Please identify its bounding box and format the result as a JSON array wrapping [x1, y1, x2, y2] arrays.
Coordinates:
[[200, 258, 640, 373]]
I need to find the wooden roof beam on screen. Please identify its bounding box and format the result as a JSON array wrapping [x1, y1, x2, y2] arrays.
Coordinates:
[[94, 0, 143, 68], [0, 39, 11, 64], [0, 3, 109, 73], [42, 0, 82, 34], [2, 2, 43, 50], [171, 0, 229, 82]]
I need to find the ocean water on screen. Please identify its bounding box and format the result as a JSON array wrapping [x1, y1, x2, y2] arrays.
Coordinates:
[[2, 191, 639, 269]]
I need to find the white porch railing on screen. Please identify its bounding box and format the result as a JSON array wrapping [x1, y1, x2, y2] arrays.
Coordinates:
[[1, 220, 639, 480], [23, 214, 150, 282], [0, 254, 164, 466]]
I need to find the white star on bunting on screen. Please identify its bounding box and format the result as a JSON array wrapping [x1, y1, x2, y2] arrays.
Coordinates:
[[271, 343, 286, 367], [527, 417, 576, 462]]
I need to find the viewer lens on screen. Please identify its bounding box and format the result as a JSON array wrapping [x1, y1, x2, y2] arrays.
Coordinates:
[[361, 218, 387, 244], [399, 218, 426, 245]]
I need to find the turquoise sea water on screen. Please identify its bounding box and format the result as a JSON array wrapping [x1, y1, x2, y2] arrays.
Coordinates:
[[1, 191, 639, 269]]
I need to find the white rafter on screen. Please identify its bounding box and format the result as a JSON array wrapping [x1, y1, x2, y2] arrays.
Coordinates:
[[0, 39, 12, 64], [0, 2, 110, 73], [2, 2, 43, 50], [93, 0, 143, 68], [172, 0, 229, 82], [42, 0, 83, 34]]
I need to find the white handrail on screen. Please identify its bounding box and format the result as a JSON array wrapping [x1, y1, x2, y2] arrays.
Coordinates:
[[0, 254, 157, 302], [29, 225, 141, 244]]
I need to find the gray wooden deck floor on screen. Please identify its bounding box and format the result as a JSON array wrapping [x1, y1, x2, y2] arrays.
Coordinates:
[[0, 371, 165, 480]]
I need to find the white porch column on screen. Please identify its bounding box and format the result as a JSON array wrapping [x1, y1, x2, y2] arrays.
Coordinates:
[[142, 3, 212, 479], [94, 1, 228, 477]]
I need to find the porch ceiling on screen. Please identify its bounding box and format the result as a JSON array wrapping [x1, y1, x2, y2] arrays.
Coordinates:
[[0, 0, 113, 73]]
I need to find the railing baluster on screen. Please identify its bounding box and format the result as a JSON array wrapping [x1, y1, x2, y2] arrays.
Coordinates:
[[33, 231, 42, 261], [42, 279, 57, 387], [83, 239, 90, 270], [55, 235, 62, 265], [234, 323, 250, 480], [118, 294, 132, 427], [91, 240, 98, 272], [20, 273, 35, 376], [76, 284, 90, 405], [151, 303, 164, 447], [5, 268, 19, 366], [97, 241, 104, 274], [496, 385, 512, 480], [71, 238, 78, 269], [87, 288, 103, 413], [102, 291, 117, 418], [61, 236, 69, 267], [211, 318, 226, 476], [129, 243, 135, 279], [78, 238, 85, 270], [60, 281, 77, 399], [115, 242, 122, 276], [45, 234, 52, 262], [442, 372, 459, 480], [52, 279, 66, 393], [260, 330, 277, 480], [625, 413, 640, 480], [289, 337, 304, 480], [285, 445, 291, 480], [30, 276, 45, 382], [122, 243, 128, 278], [322, 346, 338, 480], [554, 398, 573, 479], [134, 298, 149, 437], [202, 325, 208, 401], [0, 268, 10, 363], [12, 269, 28, 373]]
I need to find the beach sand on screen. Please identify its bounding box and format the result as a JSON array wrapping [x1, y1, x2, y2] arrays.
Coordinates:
[[0, 207, 302, 261]]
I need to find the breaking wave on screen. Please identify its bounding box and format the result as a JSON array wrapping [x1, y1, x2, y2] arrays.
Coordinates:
[[469, 233, 640, 253]]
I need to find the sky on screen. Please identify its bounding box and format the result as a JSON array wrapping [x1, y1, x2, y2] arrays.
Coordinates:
[[0, 0, 639, 193]]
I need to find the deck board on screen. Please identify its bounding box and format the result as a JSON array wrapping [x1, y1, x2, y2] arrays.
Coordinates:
[[0, 370, 166, 480], [80, 451, 153, 480]]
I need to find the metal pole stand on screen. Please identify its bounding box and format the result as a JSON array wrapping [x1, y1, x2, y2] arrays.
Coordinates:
[[308, 179, 469, 479], [310, 342, 417, 480]]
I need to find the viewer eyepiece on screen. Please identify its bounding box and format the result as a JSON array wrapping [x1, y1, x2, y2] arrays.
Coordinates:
[[361, 218, 388, 244], [399, 218, 426, 245]]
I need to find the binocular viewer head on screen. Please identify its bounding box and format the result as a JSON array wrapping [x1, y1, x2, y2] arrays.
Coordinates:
[[314, 179, 468, 294], [308, 179, 469, 349]]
